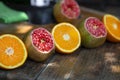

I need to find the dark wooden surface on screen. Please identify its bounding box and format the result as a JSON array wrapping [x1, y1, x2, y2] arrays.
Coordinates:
[[0, 7, 120, 80]]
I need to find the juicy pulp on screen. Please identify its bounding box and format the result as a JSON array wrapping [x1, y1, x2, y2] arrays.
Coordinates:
[[31, 28, 54, 53]]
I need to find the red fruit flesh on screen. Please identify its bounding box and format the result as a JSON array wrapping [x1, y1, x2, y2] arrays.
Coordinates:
[[31, 28, 54, 53], [61, 0, 80, 19], [85, 17, 107, 38]]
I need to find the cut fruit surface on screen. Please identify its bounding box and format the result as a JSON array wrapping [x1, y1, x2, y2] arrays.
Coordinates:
[[103, 14, 120, 42], [0, 34, 27, 69], [25, 27, 55, 62], [78, 17, 107, 48], [31, 28, 54, 53], [52, 23, 81, 54], [54, 0, 80, 23], [61, 0, 80, 19], [85, 17, 106, 38]]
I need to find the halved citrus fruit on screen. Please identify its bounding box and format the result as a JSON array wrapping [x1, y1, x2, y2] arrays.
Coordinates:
[[0, 34, 27, 69], [103, 14, 120, 42], [52, 23, 81, 54]]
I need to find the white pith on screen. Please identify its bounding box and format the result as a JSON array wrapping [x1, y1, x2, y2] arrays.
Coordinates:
[[93, 25, 98, 30], [5, 47, 14, 56], [113, 23, 118, 30], [63, 33, 70, 41]]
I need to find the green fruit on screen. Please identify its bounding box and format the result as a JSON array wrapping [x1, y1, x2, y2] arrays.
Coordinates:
[[53, 0, 80, 23], [25, 27, 55, 62], [78, 17, 107, 48]]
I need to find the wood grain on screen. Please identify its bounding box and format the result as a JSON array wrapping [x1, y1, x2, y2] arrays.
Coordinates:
[[37, 50, 80, 80], [69, 42, 120, 80], [0, 57, 54, 80]]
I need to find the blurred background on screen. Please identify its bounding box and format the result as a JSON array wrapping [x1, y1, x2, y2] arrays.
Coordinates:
[[1, 0, 120, 24]]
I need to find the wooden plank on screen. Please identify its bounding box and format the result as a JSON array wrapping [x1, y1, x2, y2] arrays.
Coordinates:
[[0, 58, 54, 80], [37, 49, 80, 80], [0, 23, 55, 39], [69, 42, 120, 80], [0, 23, 34, 39]]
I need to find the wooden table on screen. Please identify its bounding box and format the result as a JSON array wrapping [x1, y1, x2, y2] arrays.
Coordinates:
[[0, 7, 120, 80]]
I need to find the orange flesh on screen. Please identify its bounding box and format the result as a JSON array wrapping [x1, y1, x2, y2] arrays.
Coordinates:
[[0, 36, 25, 66], [106, 16, 120, 37], [53, 25, 79, 50]]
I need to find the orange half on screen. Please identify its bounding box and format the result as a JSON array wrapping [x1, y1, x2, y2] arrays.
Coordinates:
[[0, 34, 27, 69], [103, 14, 120, 42], [52, 23, 81, 54]]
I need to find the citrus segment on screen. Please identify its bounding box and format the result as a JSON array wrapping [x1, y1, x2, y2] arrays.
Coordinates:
[[52, 23, 81, 54], [0, 34, 27, 69], [103, 14, 120, 42]]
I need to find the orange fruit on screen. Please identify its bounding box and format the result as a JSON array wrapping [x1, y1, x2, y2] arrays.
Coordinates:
[[52, 22, 81, 54], [103, 14, 120, 42], [0, 34, 27, 69]]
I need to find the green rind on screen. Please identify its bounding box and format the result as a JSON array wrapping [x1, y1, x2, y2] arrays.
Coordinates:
[[53, 0, 78, 23], [78, 20, 106, 48]]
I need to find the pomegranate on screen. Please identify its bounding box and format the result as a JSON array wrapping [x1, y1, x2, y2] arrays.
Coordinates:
[[54, 0, 80, 23], [25, 27, 55, 61], [78, 17, 107, 48]]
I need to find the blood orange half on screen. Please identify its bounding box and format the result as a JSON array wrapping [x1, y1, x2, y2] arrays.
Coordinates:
[[54, 0, 80, 23]]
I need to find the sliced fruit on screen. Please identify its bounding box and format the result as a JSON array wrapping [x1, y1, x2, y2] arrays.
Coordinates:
[[78, 17, 107, 48], [52, 22, 81, 54], [54, 0, 80, 23], [103, 14, 120, 42], [0, 34, 27, 69], [25, 27, 55, 62]]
